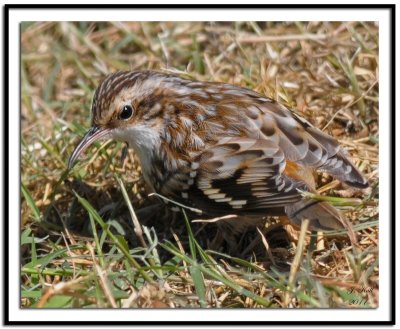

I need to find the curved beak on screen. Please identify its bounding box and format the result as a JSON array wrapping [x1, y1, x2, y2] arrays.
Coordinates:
[[68, 126, 110, 170]]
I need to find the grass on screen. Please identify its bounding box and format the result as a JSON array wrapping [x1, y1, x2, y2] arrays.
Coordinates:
[[21, 21, 379, 309]]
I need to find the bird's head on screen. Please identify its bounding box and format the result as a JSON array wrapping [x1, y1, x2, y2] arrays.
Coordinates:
[[68, 70, 170, 170]]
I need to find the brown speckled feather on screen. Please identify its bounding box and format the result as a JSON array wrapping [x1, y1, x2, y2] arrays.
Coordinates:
[[70, 70, 368, 236]]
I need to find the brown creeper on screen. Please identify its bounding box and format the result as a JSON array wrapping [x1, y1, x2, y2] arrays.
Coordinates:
[[68, 70, 368, 236]]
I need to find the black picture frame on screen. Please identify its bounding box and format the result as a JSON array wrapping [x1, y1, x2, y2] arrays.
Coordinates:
[[4, 3, 395, 325]]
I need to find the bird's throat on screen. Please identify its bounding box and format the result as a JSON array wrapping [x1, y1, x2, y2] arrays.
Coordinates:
[[112, 124, 163, 189]]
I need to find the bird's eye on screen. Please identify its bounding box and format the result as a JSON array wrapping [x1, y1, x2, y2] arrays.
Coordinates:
[[119, 105, 134, 120]]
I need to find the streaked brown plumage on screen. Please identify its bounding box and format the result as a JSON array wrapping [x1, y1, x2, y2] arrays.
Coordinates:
[[69, 70, 368, 239]]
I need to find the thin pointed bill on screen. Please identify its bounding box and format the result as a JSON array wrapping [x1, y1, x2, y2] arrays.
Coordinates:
[[68, 126, 111, 170]]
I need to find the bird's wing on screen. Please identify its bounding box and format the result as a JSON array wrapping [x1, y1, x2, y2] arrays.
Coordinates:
[[251, 101, 368, 188], [189, 137, 306, 215]]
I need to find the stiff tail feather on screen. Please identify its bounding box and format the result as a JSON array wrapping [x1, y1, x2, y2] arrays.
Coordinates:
[[285, 198, 357, 244]]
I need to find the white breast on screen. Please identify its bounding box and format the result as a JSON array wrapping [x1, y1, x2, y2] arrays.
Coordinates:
[[111, 124, 161, 187]]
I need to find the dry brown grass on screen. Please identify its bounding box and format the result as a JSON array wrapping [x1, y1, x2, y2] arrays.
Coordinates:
[[21, 21, 378, 308]]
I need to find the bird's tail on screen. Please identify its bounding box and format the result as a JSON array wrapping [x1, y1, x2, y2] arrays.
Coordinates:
[[285, 198, 357, 244]]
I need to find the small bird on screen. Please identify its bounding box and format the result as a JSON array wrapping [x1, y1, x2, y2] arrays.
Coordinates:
[[68, 70, 368, 238]]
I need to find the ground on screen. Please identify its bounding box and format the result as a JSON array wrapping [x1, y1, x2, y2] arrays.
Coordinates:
[[21, 21, 378, 308]]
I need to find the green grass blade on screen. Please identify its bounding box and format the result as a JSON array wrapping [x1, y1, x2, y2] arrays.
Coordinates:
[[189, 265, 208, 308], [21, 184, 41, 222], [74, 191, 153, 283]]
